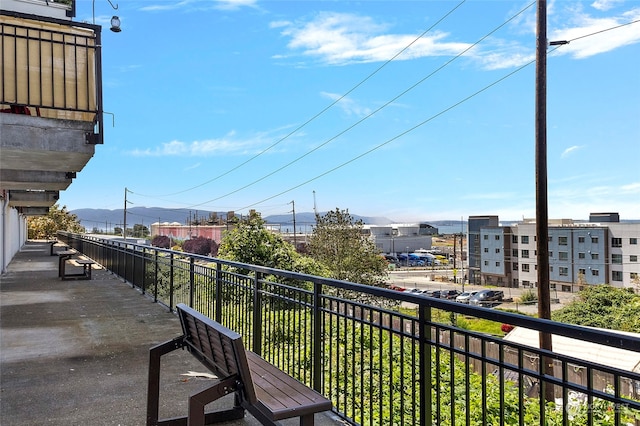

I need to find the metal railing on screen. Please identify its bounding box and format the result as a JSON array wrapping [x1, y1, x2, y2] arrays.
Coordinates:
[[59, 232, 640, 426]]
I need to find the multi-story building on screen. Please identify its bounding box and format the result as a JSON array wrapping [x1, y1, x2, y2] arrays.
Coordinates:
[[1, 0, 111, 270], [469, 213, 640, 292], [468, 215, 499, 285]]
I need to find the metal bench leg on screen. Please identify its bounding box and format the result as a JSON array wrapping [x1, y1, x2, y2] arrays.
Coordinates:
[[147, 337, 184, 426], [188, 376, 241, 426], [300, 414, 315, 426]]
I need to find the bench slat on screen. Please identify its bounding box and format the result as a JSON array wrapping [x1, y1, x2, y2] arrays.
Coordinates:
[[246, 352, 332, 421]]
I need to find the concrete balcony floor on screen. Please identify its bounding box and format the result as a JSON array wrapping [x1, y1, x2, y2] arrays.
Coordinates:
[[0, 241, 344, 426]]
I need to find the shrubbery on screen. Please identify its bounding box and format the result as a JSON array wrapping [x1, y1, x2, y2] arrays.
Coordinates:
[[182, 236, 218, 256]]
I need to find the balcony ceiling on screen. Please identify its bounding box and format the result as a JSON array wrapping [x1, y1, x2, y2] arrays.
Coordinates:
[[0, 112, 96, 212]]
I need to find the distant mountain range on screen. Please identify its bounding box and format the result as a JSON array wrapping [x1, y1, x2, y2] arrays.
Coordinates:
[[71, 207, 465, 231]]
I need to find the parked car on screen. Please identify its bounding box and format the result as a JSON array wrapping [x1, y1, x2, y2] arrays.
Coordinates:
[[440, 290, 461, 300], [469, 289, 504, 306], [424, 290, 442, 298], [455, 291, 478, 304]]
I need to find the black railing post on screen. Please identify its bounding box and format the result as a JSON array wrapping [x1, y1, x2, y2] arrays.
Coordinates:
[[154, 251, 159, 303], [312, 281, 323, 393], [419, 303, 433, 426], [169, 253, 174, 312], [214, 263, 223, 323], [189, 257, 195, 307], [252, 272, 263, 355], [141, 247, 147, 295]]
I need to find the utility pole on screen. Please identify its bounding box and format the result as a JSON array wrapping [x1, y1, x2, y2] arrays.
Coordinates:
[[460, 232, 465, 292], [313, 191, 318, 217], [123, 187, 128, 240], [535, 0, 554, 402], [290, 200, 297, 250]]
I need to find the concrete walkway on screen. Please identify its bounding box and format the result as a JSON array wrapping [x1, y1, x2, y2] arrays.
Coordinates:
[[0, 241, 344, 426]]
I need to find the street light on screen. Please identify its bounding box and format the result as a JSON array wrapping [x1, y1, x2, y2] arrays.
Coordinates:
[[93, 0, 122, 32], [110, 15, 121, 32]]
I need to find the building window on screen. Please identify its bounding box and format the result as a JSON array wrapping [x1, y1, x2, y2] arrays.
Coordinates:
[[522, 264, 530, 272], [550, 266, 554, 272], [513, 278, 519, 286], [612, 237, 622, 247], [548, 236, 553, 242], [591, 253, 599, 260], [512, 235, 518, 243], [513, 262, 518, 270], [631, 255, 638, 262], [495, 235, 500, 240], [484, 247, 489, 253], [512, 249, 518, 257], [631, 272, 638, 280], [559, 252, 568, 261], [578, 236, 585, 243], [484, 235, 488, 240], [495, 248, 500, 253], [578, 252, 585, 259], [591, 236, 599, 243], [612, 254, 623, 264], [521, 235, 529, 244], [558, 236, 568, 246], [559, 267, 568, 276], [549, 251, 553, 258], [484, 260, 488, 266], [578, 268, 586, 275], [612, 271, 623, 281], [496, 261, 500, 267], [522, 250, 529, 258], [592, 269, 599, 276], [631, 238, 637, 245]]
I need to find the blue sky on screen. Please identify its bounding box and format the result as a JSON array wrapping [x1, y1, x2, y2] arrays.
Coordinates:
[[61, 0, 640, 222]]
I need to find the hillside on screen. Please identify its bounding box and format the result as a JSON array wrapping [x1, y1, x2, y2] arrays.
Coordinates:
[[71, 207, 397, 231]]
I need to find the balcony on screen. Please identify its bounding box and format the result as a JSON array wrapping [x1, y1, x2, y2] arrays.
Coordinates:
[[1, 4, 103, 215], [18, 232, 633, 426]]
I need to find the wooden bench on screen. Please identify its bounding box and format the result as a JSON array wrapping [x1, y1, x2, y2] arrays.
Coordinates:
[[147, 304, 332, 426], [57, 250, 95, 280], [49, 240, 69, 256]]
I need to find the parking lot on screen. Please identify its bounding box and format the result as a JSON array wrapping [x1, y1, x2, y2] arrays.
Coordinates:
[[387, 269, 577, 314]]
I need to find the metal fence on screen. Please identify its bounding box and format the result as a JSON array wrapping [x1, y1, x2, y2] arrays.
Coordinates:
[[59, 232, 640, 426]]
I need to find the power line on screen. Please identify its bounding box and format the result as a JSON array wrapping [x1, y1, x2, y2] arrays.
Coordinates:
[[130, 0, 469, 200], [181, 1, 537, 210], [238, 58, 536, 211], [233, 13, 639, 213]]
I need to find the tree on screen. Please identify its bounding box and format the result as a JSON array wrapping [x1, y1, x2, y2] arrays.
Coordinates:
[[551, 284, 640, 332], [218, 212, 326, 278], [27, 204, 85, 239], [183, 236, 218, 256], [151, 235, 171, 249], [132, 224, 149, 238], [307, 208, 388, 287]]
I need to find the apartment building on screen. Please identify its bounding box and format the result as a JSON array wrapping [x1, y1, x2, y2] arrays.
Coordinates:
[[1, 0, 108, 270], [469, 213, 640, 292]]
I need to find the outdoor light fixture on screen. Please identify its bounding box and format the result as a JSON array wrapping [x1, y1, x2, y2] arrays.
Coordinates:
[[110, 15, 121, 32]]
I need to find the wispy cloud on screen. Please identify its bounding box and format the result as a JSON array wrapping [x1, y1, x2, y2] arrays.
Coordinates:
[[320, 92, 372, 117], [561, 145, 585, 158], [129, 131, 262, 157], [620, 182, 640, 193], [274, 12, 470, 66], [140, 0, 257, 12], [273, 5, 640, 69], [549, 6, 640, 58]]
